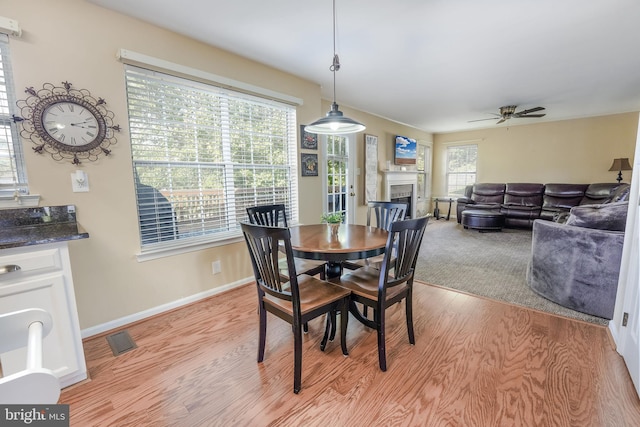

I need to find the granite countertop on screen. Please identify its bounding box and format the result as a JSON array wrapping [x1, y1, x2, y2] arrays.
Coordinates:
[[0, 205, 89, 250]]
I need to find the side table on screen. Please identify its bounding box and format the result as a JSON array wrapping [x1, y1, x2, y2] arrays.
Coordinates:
[[433, 197, 454, 220]]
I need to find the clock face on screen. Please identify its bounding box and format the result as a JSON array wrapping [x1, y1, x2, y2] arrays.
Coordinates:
[[43, 102, 100, 147], [30, 95, 109, 154], [15, 82, 120, 164]]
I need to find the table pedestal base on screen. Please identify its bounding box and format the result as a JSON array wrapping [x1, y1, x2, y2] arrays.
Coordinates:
[[326, 261, 343, 279]]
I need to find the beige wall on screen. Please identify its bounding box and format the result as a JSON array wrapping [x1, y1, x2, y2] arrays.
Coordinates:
[[4, 0, 430, 331], [433, 113, 639, 206]]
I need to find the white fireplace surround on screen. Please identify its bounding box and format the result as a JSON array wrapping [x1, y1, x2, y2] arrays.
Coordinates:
[[383, 170, 418, 218]]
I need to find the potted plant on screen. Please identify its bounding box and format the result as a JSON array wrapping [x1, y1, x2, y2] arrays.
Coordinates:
[[321, 212, 344, 236]]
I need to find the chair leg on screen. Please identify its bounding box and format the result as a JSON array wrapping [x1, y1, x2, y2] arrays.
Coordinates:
[[303, 322, 309, 333], [257, 305, 267, 363], [320, 314, 331, 351], [406, 291, 415, 345], [340, 299, 349, 356], [293, 322, 303, 394], [329, 310, 337, 341], [376, 307, 387, 371]]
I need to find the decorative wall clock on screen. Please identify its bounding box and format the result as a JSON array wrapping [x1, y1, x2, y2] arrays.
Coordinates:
[[13, 81, 121, 165]]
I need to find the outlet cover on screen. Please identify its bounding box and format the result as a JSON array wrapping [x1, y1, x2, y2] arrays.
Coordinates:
[[212, 260, 222, 274]]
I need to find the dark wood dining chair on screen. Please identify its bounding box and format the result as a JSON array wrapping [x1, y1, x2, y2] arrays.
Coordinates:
[[343, 201, 407, 270], [240, 221, 350, 394], [332, 216, 428, 371], [247, 204, 327, 280]]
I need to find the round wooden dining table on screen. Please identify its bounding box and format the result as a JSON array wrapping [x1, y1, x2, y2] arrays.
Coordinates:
[[289, 224, 388, 278]]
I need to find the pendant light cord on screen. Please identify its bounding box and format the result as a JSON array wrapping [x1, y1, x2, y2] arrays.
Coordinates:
[[330, 0, 340, 104]]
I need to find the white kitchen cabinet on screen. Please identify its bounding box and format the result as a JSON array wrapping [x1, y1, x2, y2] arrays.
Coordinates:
[[0, 241, 87, 388]]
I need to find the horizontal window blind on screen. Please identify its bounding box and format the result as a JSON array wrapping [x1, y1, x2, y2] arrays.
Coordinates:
[[446, 144, 477, 198], [0, 33, 27, 196], [125, 65, 298, 250]]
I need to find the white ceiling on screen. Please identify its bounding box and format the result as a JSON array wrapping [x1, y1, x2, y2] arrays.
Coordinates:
[[90, 0, 640, 134]]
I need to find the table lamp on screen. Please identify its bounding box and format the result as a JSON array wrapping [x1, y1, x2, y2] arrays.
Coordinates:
[[608, 158, 632, 183]]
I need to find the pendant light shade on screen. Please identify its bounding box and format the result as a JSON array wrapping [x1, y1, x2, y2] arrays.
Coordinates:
[[305, 102, 366, 134], [305, 0, 365, 135]]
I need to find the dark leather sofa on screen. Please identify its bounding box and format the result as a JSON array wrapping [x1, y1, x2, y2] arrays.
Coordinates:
[[456, 182, 629, 228]]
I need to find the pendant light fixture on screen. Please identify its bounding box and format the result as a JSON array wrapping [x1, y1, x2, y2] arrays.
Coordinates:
[[305, 0, 365, 135]]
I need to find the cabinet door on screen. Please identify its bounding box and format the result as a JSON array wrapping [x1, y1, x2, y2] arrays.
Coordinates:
[[0, 272, 87, 387]]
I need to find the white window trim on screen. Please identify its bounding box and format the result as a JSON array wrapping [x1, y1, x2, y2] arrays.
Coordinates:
[[444, 142, 479, 198], [117, 49, 303, 107], [0, 32, 39, 208], [123, 61, 299, 260]]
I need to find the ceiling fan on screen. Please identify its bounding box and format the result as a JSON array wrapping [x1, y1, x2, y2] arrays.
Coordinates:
[[469, 105, 546, 124]]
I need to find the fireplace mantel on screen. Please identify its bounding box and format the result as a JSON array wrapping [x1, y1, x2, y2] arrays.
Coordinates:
[[383, 170, 418, 218]]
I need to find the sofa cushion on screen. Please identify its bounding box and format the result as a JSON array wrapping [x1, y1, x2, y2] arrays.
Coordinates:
[[542, 183, 589, 209], [565, 201, 628, 231], [470, 183, 505, 205], [580, 183, 622, 205], [503, 183, 544, 206]]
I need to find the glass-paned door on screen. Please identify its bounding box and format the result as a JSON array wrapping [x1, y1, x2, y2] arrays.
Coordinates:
[[325, 134, 355, 223], [416, 142, 432, 217]]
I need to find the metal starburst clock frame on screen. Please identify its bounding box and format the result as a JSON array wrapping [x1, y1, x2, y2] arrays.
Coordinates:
[[13, 81, 121, 165]]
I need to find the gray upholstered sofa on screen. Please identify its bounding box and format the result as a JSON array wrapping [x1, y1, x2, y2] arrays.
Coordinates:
[[526, 201, 629, 319]]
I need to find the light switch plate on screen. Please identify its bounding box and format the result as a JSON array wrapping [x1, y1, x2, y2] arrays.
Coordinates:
[[71, 171, 89, 192]]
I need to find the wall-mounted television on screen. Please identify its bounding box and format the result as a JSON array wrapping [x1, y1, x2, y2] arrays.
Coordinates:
[[394, 135, 417, 165]]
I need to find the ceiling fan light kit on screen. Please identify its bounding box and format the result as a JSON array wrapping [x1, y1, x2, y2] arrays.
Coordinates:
[[469, 105, 546, 125], [305, 0, 365, 135]]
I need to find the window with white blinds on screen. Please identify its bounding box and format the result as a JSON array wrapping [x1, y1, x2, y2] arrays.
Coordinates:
[[0, 33, 28, 197], [446, 144, 477, 198], [125, 65, 299, 251]]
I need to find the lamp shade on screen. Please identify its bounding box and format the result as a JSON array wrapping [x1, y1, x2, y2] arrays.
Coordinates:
[[608, 158, 633, 172], [305, 102, 366, 135]]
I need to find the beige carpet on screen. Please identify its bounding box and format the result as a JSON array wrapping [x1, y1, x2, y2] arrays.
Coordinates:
[[413, 219, 608, 326]]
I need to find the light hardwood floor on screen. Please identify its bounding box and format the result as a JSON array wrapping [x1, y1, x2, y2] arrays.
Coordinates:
[[61, 281, 640, 426]]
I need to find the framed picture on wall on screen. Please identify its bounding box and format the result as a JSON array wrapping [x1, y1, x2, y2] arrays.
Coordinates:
[[300, 125, 318, 150], [301, 153, 319, 176], [394, 135, 417, 165], [364, 134, 378, 203]]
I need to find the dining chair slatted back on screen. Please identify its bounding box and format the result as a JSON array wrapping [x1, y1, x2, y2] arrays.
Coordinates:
[[343, 201, 408, 272], [241, 221, 350, 393], [367, 201, 408, 231], [246, 204, 289, 228], [242, 222, 295, 300], [333, 215, 429, 371], [246, 204, 326, 280]]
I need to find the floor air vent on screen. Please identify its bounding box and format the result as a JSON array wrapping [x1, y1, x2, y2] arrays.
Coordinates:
[[106, 330, 137, 356]]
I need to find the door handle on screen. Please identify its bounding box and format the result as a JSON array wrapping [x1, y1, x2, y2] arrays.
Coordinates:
[[350, 192, 355, 197], [0, 265, 21, 275]]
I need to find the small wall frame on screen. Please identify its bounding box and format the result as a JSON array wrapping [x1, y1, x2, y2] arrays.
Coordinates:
[[364, 134, 378, 203], [301, 153, 318, 176], [300, 125, 318, 150]]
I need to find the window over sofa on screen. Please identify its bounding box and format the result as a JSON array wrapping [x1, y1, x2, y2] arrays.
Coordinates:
[[446, 144, 477, 198]]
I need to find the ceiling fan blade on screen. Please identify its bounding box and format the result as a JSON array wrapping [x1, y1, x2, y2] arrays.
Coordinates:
[[517, 114, 546, 118], [515, 107, 545, 116], [468, 117, 501, 122]]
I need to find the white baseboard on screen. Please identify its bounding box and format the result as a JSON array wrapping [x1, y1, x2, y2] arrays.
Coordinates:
[[80, 276, 253, 338]]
